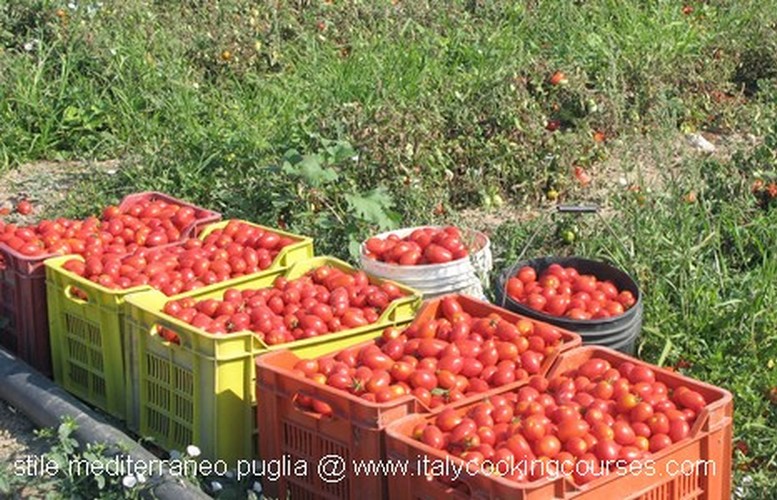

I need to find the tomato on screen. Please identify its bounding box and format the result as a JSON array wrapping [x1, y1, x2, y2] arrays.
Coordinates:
[[674, 388, 706, 413], [366, 370, 392, 394], [628, 365, 656, 384], [592, 422, 614, 441], [311, 399, 333, 417], [648, 433, 672, 453], [505, 435, 534, 461], [630, 402, 654, 423], [435, 408, 462, 432], [521, 415, 548, 441], [365, 238, 387, 256], [557, 418, 589, 442], [668, 418, 690, 442], [546, 295, 570, 316], [612, 421, 636, 445], [618, 446, 642, 464], [327, 373, 353, 391], [573, 455, 601, 485], [420, 243, 450, 264], [517, 266, 537, 284], [421, 426, 445, 449], [564, 436, 589, 457], [535, 435, 561, 458], [527, 293, 547, 311], [647, 413, 670, 435], [616, 393, 640, 413], [409, 370, 438, 391], [595, 439, 620, 462], [618, 291, 637, 308], [440, 296, 463, 319], [506, 278, 524, 299]]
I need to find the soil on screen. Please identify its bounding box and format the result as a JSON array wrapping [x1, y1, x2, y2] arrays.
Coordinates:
[[0, 399, 51, 498], [0, 159, 120, 221], [455, 131, 760, 236]]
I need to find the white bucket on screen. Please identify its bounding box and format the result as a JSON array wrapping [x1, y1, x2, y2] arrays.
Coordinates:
[[360, 226, 493, 299]]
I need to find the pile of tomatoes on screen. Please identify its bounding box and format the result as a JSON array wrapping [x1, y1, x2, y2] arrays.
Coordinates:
[[411, 356, 707, 485], [506, 264, 637, 320], [363, 226, 472, 265], [0, 198, 204, 259], [291, 296, 568, 414], [159, 265, 404, 344], [61, 220, 296, 294]]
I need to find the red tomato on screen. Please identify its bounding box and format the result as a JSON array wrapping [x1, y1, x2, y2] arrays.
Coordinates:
[[424, 244, 453, 264], [517, 266, 537, 284]]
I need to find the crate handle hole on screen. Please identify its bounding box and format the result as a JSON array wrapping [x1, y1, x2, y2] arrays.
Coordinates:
[[64, 285, 89, 304], [150, 324, 182, 346], [292, 392, 334, 420]]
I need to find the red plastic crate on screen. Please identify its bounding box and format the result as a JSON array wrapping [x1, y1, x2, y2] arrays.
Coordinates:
[[255, 295, 582, 500], [117, 191, 221, 238], [0, 247, 51, 375], [0, 192, 220, 378], [385, 346, 733, 500]]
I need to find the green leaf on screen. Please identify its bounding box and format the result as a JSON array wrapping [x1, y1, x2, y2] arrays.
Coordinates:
[[344, 188, 397, 230], [327, 141, 357, 164], [282, 154, 339, 186], [348, 235, 362, 261], [282, 148, 302, 164]]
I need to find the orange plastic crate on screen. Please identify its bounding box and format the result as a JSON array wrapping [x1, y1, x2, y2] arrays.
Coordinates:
[[385, 346, 733, 500], [255, 295, 582, 500]]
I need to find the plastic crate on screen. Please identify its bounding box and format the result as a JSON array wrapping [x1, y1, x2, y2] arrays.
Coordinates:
[[255, 295, 582, 500], [117, 191, 222, 238], [0, 247, 52, 376], [385, 346, 733, 500], [124, 256, 421, 465], [45, 220, 313, 420], [0, 192, 220, 378]]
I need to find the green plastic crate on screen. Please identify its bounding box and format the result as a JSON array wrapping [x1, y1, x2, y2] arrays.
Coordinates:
[[123, 256, 422, 465]]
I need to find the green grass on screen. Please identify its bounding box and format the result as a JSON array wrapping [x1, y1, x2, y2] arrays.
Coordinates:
[[2, 0, 777, 497]]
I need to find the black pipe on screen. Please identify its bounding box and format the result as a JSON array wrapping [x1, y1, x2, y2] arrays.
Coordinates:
[[0, 347, 211, 500]]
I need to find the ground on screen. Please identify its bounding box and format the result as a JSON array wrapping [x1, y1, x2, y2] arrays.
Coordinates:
[[0, 399, 50, 498]]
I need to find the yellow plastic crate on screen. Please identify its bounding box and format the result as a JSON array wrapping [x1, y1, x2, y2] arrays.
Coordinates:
[[123, 256, 422, 465], [45, 220, 313, 420]]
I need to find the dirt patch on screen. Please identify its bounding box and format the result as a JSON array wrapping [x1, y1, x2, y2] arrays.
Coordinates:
[[0, 160, 120, 221], [0, 399, 44, 462], [456, 204, 539, 235], [594, 131, 759, 197], [0, 398, 53, 498], [453, 131, 761, 241]]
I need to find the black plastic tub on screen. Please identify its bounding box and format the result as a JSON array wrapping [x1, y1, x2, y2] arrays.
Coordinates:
[[495, 256, 642, 355]]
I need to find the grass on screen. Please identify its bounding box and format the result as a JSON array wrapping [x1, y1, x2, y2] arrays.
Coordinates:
[[1, 0, 777, 497]]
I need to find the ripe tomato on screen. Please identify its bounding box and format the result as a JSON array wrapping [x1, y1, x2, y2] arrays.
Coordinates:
[[648, 433, 672, 452], [15, 199, 33, 215], [424, 244, 453, 264], [668, 418, 690, 442], [517, 266, 538, 284], [612, 421, 636, 445], [535, 435, 561, 458], [506, 278, 524, 299], [674, 388, 706, 413], [421, 426, 445, 449], [557, 418, 589, 442], [527, 293, 547, 311]]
